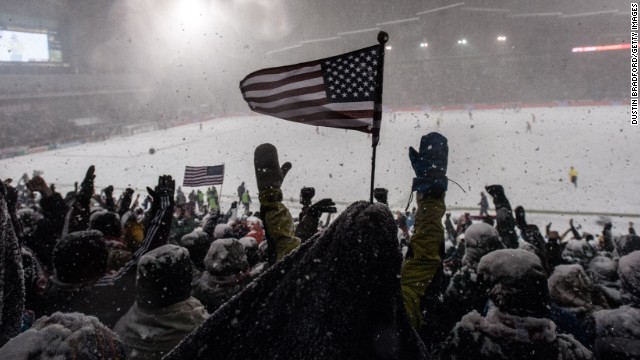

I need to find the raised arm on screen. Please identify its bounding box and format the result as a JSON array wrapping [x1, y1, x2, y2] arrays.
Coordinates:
[[95, 175, 174, 286], [64, 165, 95, 234], [401, 132, 448, 329], [485, 184, 518, 249], [254, 143, 300, 264]]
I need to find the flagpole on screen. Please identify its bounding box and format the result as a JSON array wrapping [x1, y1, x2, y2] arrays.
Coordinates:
[[218, 163, 224, 211], [370, 31, 388, 204]]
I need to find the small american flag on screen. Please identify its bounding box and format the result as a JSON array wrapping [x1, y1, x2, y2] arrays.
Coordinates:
[[239, 44, 383, 143], [183, 165, 224, 187]]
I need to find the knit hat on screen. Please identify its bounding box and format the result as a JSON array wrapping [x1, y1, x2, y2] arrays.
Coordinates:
[[478, 249, 549, 318], [180, 229, 213, 271], [136, 244, 193, 309], [0, 312, 126, 359], [204, 238, 249, 276], [90, 211, 122, 238], [53, 230, 107, 284], [213, 224, 234, 240], [462, 223, 503, 269], [618, 250, 640, 306]]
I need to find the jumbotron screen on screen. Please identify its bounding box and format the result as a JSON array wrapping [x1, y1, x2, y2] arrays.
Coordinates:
[[0, 28, 63, 63]]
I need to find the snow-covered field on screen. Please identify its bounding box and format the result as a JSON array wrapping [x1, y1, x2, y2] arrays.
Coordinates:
[[1, 105, 638, 235]]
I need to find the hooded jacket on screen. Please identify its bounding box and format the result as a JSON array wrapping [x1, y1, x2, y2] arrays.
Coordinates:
[[114, 297, 208, 360]]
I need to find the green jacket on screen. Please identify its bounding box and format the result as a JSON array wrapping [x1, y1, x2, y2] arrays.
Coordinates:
[[207, 190, 219, 211], [401, 193, 445, 329], [258, 188, 300, 262]]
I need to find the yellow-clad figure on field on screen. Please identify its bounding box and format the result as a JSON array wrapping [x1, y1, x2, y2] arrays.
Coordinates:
[[569, 166, 578, 188]]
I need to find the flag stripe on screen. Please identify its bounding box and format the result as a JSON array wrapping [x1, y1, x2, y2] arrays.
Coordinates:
[[306, 119, 374, 129], [244, 84, 326, 104], [247, 91, 325, 109], [241, 61, 322, 85], [253, 100, 375, 118], [287, 110, 374, 122], [243, 77, 324, 98], [242, 70, 323, 92]]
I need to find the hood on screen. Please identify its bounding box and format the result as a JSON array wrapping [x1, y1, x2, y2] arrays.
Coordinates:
[[114, 297, 208, 354]]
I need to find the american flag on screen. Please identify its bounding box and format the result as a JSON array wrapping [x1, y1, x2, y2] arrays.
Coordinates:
[[239, 44, 383, 143], [183, 165, 224, 187]]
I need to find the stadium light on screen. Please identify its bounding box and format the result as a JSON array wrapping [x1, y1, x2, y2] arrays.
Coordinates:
[[419, 42, 429, 48], [457, 38, 467, 45], [385, 45, 393, 50], [497, 35, 507, 42]]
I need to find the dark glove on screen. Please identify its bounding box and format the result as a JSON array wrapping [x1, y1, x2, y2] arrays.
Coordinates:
[[26, 176, 53, 198], [408, 132, 448, 195], [300, 187, 315, 206], [373, 187, 388, 205], [485, 184, 505, 200], [77, 165, 96, 203], [254, 143, 292, 192], [514, 205, 528, 231], [103, 185, 114, 197], [230, 201, 238, 209], [604, 222, 612, 231], [307, 198, 337, 218], [118, 188, 135, 216], [146, 175, 175, 210]]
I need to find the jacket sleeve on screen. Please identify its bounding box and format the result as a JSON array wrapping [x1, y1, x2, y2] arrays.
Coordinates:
[[401, 193, 445, 329], [492, 193, 518, 249], [39, 192, 68, 237], [259, 188, 300, 263], [94, 194, 173, 287]]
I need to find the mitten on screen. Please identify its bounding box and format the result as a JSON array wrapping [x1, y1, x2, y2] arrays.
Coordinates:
[[254, 143, 292, 192], [408, 132, 448, 195], [373, 187, 388, 205]]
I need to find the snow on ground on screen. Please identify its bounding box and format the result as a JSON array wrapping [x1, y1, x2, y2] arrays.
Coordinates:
[[1, 105, 637, 236]]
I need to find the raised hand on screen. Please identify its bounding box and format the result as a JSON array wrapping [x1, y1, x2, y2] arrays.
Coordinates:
[[77, 165, 96, 203], [408, 132, 448, 196], [307, 198, 337, 218], [146, 175, 175, 209], [254, 143, 292, 192], [26, 176, 53, 198]]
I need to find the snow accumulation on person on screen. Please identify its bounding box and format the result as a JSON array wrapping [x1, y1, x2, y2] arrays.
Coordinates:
[[115, 244, 208, 359], [0, 312, 126, 360], [0, 180, 25, 347], [191, 238, 252, 314], [439, 249, 593, 360], [548, 264, 609, 315], [591, 250, 640, 359]]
